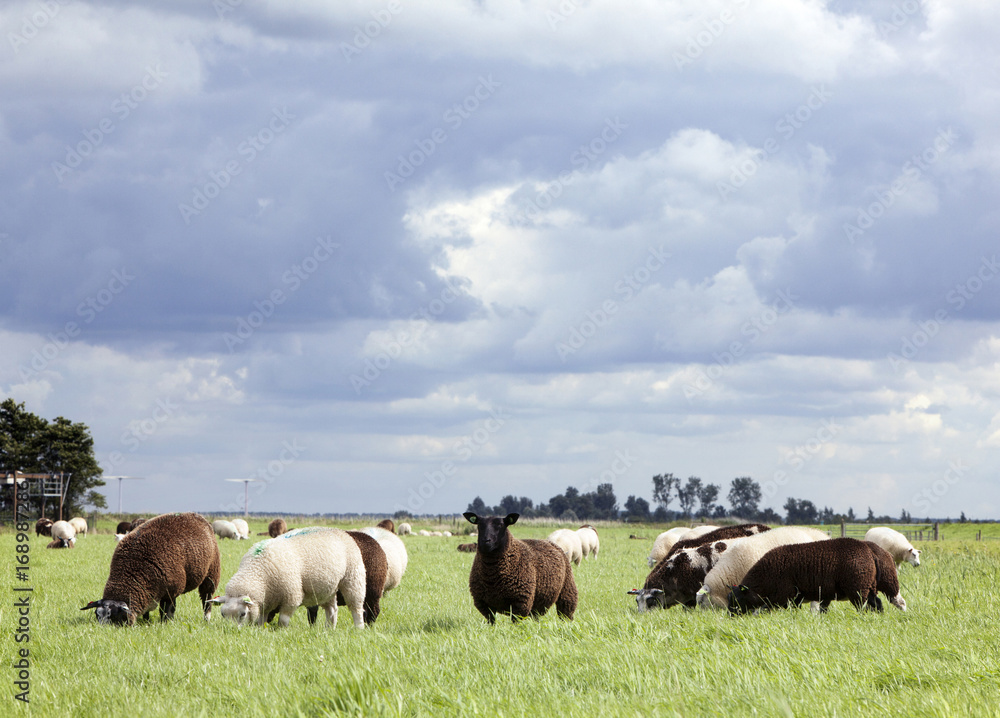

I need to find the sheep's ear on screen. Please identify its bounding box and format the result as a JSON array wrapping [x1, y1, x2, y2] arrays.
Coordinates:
[[504, 513, 520, 526], [649, 589, 664, 597], [627, 589, 640, 595], [208, 596, 225, 605], [463, 512, 478, 525], [241, 596, 256, 607], [81, 600, 102, 611]]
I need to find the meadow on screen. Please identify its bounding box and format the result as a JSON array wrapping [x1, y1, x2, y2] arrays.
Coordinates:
[[3, 518, 999, 717]]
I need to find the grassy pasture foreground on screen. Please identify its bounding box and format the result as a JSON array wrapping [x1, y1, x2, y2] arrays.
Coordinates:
[[3, 520, 1000, 717]]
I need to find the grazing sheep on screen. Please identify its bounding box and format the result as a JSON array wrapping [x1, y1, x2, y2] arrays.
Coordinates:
[[115, 520, 132, 534], [397, 522, 412, 536], [696, 527, 831, 609], [307, 530, 388, 626], [464, 512, 577, 623], [729, 537, 879, 614], [46, 538, 74, 549], [864, 526, 921, 567], [865, 541, 907, 611], [129, 518, 146, 531], [212, 519, 240, 540], [231, 518, 250, 540], [82, 513, 221, 626], [376, 519, 395, 533], [647, 527, 695, 567], [442, 531, 452, 537], [211, 527, 366, 629], [577, 525, 600, 559], [269, 518, 287, 537], [69, 517, 88, 537], [418, 530, 431, 536], [359, 526, 408, 592], [547, 528, 584, 566], [50, 520, 76, 548], [35, 518, 53, 537], [664, 523, 770, 561], [457, 543, 477, 552]]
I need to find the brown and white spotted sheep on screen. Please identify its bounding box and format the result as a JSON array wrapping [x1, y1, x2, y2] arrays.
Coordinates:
[[663, 523, 771, 562], [632, 540, 731, 611]]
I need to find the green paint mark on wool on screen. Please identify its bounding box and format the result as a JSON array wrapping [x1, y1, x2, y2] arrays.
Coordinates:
[[250, 540, 269, 557]]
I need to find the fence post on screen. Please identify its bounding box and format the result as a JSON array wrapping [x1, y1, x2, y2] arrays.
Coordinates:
[[840, 520, 845, 538], [933, 522, 939, 541]]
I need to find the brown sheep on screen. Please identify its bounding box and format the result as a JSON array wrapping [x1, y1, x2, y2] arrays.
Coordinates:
[[81, 513, 221, 626], [865, 540, 907, 611], [269, 518, 287, 537], [129, 518, 146, 531], [304, 530, 389, 626], [115, 520, 132, 534], [457, 543, 477, 552], [376, 519, 395, 533], [729, 537, 878, 614], [633, 540, 727, 610], [663, 523, 771, 562], [463, 512, 577, 624], [46, 538, 74, 549], [36, 518, 53, 536]]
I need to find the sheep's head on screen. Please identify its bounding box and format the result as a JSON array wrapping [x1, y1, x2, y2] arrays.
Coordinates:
[[628, 588, 665, 612], [727, 585, 762, 615], [210, 595, 260, 625], [463, 513, 518, 555], [907, 547, 921, 566], [81, 599, 134, 626]]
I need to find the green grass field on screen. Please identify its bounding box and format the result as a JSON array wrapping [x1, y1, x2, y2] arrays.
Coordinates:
[[3, 519, 1000, 717]]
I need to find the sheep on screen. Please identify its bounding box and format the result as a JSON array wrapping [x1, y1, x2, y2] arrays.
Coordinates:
[[115, 534, 127, 543], [129, 518, 146, 531], [50, 520, 76, 548], [647, 527, 694, 567], [418, 529, 431, 536], [376, 519, 395, 533], [728, 538, 879, 614], [69, 516, 88, 537], [47, 538, 74, 549], [210, 527, 366, 629], [663, 523, 770, 561], [547, 528, 584, 565], [864, 526, 921, 567], [464, 512, 577, 623], [397, 522, 412, 536], [695, 526, 831, 609], [82, 512, 221, 626], [212, 519, 240, 540], [457, 543, 477, 552], [631, 542, 724, 611], [35, 518, 53, 537], [442, 531, 452, 537], [269, 518, 287, 537], [865, 540, 907, 611], [306, 530, 388, 626], [359, 526, 408, 592], [231, 518, 250, 540], [115, 520, 132, 534], [577, 525, 600, 559]]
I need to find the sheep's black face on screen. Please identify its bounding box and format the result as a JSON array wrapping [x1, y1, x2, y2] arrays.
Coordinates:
[[727, 585, 760, 615], [464, 513, 519, 556], [82, 599, 133, 625]]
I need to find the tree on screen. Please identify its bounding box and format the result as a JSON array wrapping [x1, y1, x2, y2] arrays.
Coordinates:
[[623, 495, 651, 522], [960, 511, 967, 523], [466, 496, 489, 515], [677, 477, 701, 517], [727, 477, 762, 519], [0, 399, 105, 518], [591, 483, 618, 519], [846, 507, 856, 522], [866, 506, 875, 523], [651, 473, 679, 513], [784, 498, 818, 525], [696, 482, 720, 518], [496, 495, 533, 516], [900, 508, 912, 523]]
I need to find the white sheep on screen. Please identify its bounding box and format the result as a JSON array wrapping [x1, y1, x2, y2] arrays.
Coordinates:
[[577, 525, 600, 559], [418, 529, 431, 536], [211, 527, 366, 628], [695, 526, 831, 609], [647, 527, 694, 568], [359, 526, 408, 592], [397, 522, 412, 536], [231, 518, 250, 540], [212, 520, 240, 540], [442, 531, 452, 537], [547, 528, 583, 566], [50, 520, 76, 548], [69, 517, 88, 537], [864, 527, 921, 567]]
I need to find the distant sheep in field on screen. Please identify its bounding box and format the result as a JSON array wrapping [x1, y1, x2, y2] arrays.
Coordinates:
[[47, 538, 74, 549], [212, 520, 240, 540], [50, 520, 76, 548], [231, 518, 249, 540], [82, 513, 220, 625], [418, 530, 430, 536], [397, 522, 412, 536], [577, 525, 600, 559], [729, 538, 880, 614], [269, 518, 287, 537], [457, 543, 477, 552], [647, 527, 695, 567], [35, 518, 53, 537], [442, 531, 452, 537], [115, 521, 132, 534], [547, 528, 583, 565], [864, 527, 920, 567], [376, 519, 395, 533], [464, 512, 577, 623], [69, 517, 88, 537]]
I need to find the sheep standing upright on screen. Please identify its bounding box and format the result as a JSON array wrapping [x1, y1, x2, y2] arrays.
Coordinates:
[[865, 541, 907, 611], [359, 526, 408, 592], [35, 518, 53, 537], [547, 528, 583, 565], [115, 520, 132, 534], [864, 527, 921, 567], [69, 517, 88, 537], [577, 525, 600, 559], [82, 512, 221, 625], [397, 522, 412, 536], [464, 512, 577, 624], [308, 530, 389, 626]]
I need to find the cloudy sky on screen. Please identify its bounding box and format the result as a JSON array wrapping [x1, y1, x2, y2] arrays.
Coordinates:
[[2, 0, 999, 519]]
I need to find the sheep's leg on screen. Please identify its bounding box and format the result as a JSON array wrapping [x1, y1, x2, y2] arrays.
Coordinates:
[[323, 603, 338, 629], [364, 595, 381, 625], [159, 596, 176, 621], [473, 597, 496, 624], [306, 605, 319, 625], [556, 579, 578, 620], [277, 608, 294, 628], [198, 577, 217, 620]]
